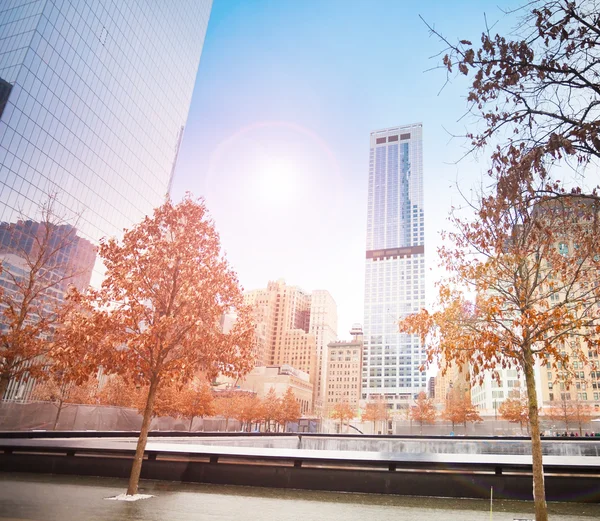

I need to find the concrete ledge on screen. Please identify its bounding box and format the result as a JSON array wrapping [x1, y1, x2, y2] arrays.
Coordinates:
[[1, 452, 599, 503]]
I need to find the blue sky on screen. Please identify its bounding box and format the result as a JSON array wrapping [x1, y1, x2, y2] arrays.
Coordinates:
[[172, 0, 519, 336]]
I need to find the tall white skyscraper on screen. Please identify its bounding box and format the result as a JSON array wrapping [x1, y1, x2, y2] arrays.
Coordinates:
[[309, 289, 338, 411], [362, 124, 426, 410]]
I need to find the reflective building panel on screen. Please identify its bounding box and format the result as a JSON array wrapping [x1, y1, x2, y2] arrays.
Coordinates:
[[363, 124, 426, 410], [0, 0, 212, 244], [0, 0, 212, 400]]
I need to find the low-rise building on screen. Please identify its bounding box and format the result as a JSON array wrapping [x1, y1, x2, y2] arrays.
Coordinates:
[[234, 365, 313, 415], [324, 324, 363, 416]]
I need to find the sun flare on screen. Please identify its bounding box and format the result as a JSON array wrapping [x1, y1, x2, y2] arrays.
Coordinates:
[[254, 161, 298, 204]]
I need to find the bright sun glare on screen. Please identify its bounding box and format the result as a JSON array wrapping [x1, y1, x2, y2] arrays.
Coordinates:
[[255, 161, 297, 204]]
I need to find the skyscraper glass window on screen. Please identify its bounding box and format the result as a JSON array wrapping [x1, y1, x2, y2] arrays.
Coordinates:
[[0, 0, 212, 399], [362, 124, 426, 409], [0, 0, 212, 258]]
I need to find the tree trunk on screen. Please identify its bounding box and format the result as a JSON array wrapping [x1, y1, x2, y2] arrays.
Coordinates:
[[127, 377, 159, 496], [52, 400, 64, 430], [523, 347, 548, 521], [0, 374, 9, 400], [188, 416, 195, 432]]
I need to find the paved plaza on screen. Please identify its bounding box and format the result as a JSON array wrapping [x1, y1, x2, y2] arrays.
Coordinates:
[[1, 472, 599, 521]]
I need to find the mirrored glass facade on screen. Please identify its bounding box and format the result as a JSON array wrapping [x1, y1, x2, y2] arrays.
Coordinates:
[[363, 124, 426, 408], [0, 0, 211, 400], [0, 0, 212, 259]]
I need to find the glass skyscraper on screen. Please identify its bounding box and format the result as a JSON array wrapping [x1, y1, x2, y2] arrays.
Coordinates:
[[0, 0, 211, 400], [0, 0, 212, 255], [362, 123, 426, 410]]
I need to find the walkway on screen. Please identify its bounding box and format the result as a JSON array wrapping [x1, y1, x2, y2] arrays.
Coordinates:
[[1, 472, 599, 521]]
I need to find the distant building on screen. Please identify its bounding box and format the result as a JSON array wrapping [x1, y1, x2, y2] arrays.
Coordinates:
[[362, 124, 427, 410], [433, 362, 470, 408], [470, 368, 538, 416], [0, 221, 95, 401], [428, 376, 435, 399], [324, 325, 363, 415], [0, 220, 95, 293], [219, 312, 237, 334], [532, 198, 600, 413], [309, 290, 338, 411], [244, 279, 338, 411], [234, 365, 313, 415]]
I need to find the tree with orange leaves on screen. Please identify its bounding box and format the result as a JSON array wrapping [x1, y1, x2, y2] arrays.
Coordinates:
[[400, 191, 600, 518], [261, 387, 281, 432], [97, 375, 138, 408], [32, 370, 98, 430], [415, 2, 600, 518], [499, 391, 530, 434], [331, 401, 355, 432], [0, 195, 95, 399], [278, 387, 301, 431], [56, 196, 255, 496], [545, 393, 593, 437], [442, 385, 481, 433], [362, 397, 388, 434], [234, 393, 263, 432], [173, 379, 215, 432], [410, 392, 436, 435], [214, 392, 241, 431]]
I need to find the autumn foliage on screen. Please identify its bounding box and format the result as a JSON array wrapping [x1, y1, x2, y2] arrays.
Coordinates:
[[410, 392, 436, 434], [55, 196, 255, 495], [330, 402, 355, 430], [0, 196, 94, 399], [441, 386, 482, 432], [32, 371, 98, 430], [434, 1, 600, 191], [361, 398, 388, 433], [213, 387, 302, 432], [499, 391, 530, 433], [544, 394, 593, 436], [421, 3, 600, 515]]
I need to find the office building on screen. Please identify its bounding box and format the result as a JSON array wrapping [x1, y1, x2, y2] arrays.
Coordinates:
[[309, 289, 338, 411], [244, 279, 338, 412], [0, 0, 212, 260], [362, 123, 426, 409], [234, 364, 313, 416], [433, 361, 470, 408], [0, 0, 212, 399], [325, 324, 363, 415]]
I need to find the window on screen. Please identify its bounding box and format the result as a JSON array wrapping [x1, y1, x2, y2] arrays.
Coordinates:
[[376, 137, 386, 144]]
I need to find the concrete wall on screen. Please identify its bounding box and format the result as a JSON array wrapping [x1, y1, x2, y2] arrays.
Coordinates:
[[322, 417, 600, 437], [0, 402, 242, 432]]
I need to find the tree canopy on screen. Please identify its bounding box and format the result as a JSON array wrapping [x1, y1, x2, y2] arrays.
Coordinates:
[[56, 195, 255, 495], [410, 392, 436, 434]]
